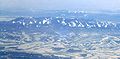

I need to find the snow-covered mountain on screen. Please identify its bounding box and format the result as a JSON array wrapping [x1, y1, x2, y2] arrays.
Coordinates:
[[0, 11, 120, 59], [0, 16, 120, 33]]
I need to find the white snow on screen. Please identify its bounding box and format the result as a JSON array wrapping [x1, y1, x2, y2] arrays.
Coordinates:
[[69, 21, 76, 27], [78, 22, 84, 27], [75, 20, 78, 23], [57, 20, 60, 23], [104, 22, 108, 28], [39, 21, 41, 24], [61, 20, 67, 25], [43, 18, 50, 24], [22, 22, 25, 26], [29, 21, 33, 24], [97, 22, 101, 27], [34, 20, 37, 23], [12, 21, 15, 24]]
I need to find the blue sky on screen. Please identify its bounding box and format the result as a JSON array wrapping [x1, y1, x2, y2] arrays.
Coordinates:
[[0, 0, 120, 10]]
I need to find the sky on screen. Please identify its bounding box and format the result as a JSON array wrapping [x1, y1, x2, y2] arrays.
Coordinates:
[[0, 0, 120, 10]]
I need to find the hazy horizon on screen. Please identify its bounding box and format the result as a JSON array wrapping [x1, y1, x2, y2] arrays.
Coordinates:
[[0, 0, 120, 11]]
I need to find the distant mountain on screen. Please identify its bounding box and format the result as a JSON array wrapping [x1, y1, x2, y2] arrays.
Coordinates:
[[0, 16, 120, 34]]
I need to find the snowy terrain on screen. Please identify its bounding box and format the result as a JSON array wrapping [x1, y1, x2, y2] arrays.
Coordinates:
[[0, 10, 120, 59]]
